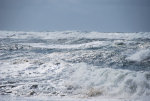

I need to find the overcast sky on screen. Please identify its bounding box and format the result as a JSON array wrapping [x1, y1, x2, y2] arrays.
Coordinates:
[[0, 0, 150, 32]]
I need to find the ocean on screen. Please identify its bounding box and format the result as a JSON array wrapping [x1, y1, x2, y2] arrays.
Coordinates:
[[0, 31, 150, 101]]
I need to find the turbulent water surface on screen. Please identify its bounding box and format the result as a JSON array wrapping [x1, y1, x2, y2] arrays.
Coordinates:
[[0, 31, 150, 100]]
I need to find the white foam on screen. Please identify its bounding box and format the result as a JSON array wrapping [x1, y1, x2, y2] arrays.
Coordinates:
[[0, 31, 150, 100], [65, 63, 150, 98], [20, 41, 110, 49], [126, 49, 150, 62], [1, 95, 150, 101], [0, 31, 150, 40], [1, 56, 150, 98]]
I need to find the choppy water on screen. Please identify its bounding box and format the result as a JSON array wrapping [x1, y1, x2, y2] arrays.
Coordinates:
[[0, 31, 150, 98]]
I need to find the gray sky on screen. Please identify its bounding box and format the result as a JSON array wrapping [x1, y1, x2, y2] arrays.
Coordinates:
[[0, 0, 150, 32]]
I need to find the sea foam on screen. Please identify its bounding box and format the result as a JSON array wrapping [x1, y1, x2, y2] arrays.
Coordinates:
[[0, 31, 150, 101]]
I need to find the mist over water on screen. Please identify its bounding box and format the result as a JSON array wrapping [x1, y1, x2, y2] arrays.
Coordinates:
[[0, 31, 150, 100]]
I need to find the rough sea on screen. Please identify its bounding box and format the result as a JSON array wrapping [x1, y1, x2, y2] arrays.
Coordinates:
[[0, 31, 150, 101]]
